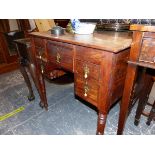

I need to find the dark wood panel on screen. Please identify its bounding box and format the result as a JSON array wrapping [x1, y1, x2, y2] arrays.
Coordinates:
[[75, 75, 100, 107], [139, 38, 155, 63], [76, 45, 104, 64], [0, 62, 19, 74], [75, 59, 101, 81]]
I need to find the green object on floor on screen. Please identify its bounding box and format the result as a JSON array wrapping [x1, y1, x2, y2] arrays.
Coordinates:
[[0, 106, 25, 121]]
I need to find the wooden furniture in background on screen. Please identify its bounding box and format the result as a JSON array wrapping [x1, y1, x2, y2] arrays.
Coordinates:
[[117, 24, 155, 134], [0, 19, 57, 74], [0, 19, 32, 74], [14, 38, 35, 101], [17, 19, 31, 31], [134, 73, 155, 126], [28, 31, 132, 134], [0, 30, 25, 74], [54, 19, 69, 28]]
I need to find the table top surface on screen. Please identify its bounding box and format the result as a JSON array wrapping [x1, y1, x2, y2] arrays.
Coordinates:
[[30, 31, 132, 53]]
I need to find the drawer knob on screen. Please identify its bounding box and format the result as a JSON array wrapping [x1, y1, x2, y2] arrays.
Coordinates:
[[41, 64, 44, 74], [56, 53, 61, 63], [84, 85, 89, 97], [84, 65, 89, 79]]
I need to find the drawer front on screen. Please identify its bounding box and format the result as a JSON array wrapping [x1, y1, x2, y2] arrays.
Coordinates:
[[47, 40, 74, 57], [75, 59, 101, 81], [47, 40, 61, 58], [139, 38, 155, 63], [47, 40, 74, 71], [76, 45, 104, 64], [57, 55, 73, 72], [59, 42, 74, 56], [34, 37, 44, 48], [75, 76, 99, 107]]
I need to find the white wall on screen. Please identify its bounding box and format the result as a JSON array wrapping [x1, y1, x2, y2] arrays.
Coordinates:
[[8, 19, 19, 31]]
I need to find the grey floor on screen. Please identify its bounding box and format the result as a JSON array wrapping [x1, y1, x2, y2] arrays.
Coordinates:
[[0, 70, 154, 135]]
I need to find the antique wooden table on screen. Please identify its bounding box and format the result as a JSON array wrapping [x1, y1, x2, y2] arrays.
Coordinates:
[[15, 38, 36, 101], [21, 31, 132, 135], [117, 24, 155, 134]]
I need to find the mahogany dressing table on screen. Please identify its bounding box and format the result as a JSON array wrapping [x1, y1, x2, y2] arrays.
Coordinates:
[[18, 31, 132, 135]]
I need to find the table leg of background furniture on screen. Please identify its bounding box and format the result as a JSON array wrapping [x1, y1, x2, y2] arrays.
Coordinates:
[[134, 74, 154, 126], [19, 60, 35, 101], [96, 111, 107, 135], [117, 64, 138, 135]]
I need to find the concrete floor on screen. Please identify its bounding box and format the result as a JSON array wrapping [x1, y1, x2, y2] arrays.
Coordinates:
[[0, 70, 154, 135]]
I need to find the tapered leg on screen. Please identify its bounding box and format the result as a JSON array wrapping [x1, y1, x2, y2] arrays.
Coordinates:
[[117, 64, 137, 135], [37, 71, 48, 110], [33, 58, 48, 110], [20, 63, 35, 101], [27, 53, 48, 110], [96, 111, 107, 135]]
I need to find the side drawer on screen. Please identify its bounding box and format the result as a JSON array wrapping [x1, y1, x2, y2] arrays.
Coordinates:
[[139, 38, 155, 63], [76, 45, 104, 64], [75, 59, 101, 81], [75, 76, 100, 107], [47, 40, 74, 57], [47, 40, 74, 72]]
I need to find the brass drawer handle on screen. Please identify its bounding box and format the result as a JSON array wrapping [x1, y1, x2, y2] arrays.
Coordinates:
[[84, 65, 89, 79], [40, 64, 44, 74], [36, 55, 47, 63], [56, 53, 61, 63], [84, 85, 89, 97]]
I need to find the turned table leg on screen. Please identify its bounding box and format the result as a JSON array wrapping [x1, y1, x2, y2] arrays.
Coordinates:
[[37, 72, 48, 110], [20, 60, 35, 101], [34, 60, 48, 110], [117, 64, 137, 135], [96, 111, 107, 135]]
